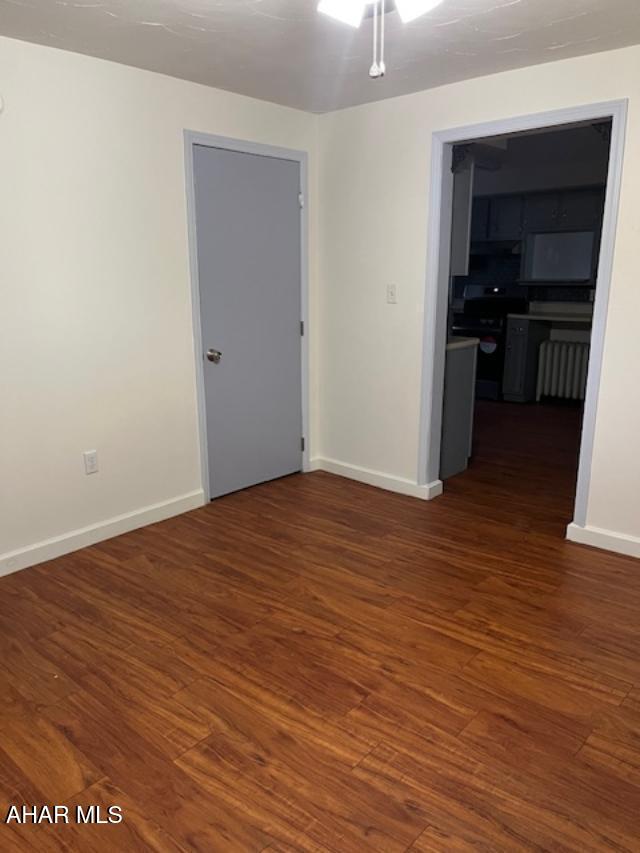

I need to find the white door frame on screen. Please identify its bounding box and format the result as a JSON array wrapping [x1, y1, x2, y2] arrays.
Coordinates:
[[184, 131, 310, 500], [417, 99, 628, 532]]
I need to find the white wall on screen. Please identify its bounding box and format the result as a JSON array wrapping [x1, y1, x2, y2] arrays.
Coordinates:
[[0, 36, 317, 572], [317, 45, 640, 551], [3, 34, 639, 568]]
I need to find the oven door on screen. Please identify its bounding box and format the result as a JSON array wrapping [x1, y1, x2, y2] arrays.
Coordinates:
[[451, 325, 505, 400]]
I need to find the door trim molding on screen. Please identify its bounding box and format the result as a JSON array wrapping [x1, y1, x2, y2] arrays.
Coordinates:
[[184, 131, 310, 501], [416, 99, 628, 543]]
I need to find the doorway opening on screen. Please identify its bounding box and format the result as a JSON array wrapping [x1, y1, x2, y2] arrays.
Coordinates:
[[418, 102, 627, 539]]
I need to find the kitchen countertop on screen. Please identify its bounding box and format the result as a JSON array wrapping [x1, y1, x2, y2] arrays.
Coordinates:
[[507, 313, 593, 324], [447, 336, 480, 352]]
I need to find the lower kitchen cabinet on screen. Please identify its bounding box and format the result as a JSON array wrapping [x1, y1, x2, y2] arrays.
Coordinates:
[[440, 339, 478, 479], [503, 318, 550, 402]]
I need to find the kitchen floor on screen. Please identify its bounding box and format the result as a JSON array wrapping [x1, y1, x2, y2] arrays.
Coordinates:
[[447, 399, 584, 538]]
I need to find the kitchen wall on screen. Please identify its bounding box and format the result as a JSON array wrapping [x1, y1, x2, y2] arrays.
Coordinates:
[[0, 35, 318, 573], [474, 157, 606, 196], [316, 44, 640, 554], [474, 126, 610, 195]]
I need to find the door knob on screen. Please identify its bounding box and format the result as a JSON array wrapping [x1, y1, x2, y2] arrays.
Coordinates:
[[206, 348, 222, 364]]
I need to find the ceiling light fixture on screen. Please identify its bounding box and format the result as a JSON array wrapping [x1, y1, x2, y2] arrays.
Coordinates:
[[318, 0, 445, 78]]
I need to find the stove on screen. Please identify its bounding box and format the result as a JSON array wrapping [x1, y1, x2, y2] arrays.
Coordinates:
[[450, 285, 527, 399]]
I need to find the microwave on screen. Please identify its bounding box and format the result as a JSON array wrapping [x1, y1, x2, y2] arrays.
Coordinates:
[[521, 230, 597, 284]]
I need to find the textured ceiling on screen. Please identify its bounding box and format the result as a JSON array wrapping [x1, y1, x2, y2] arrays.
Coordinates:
[[1, 0, 640, 112]]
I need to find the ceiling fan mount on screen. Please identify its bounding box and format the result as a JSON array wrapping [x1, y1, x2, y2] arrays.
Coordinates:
[[318, 1, 445, 79]]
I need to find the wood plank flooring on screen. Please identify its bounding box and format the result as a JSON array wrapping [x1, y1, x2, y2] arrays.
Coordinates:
[[2, 402, 639, 851]]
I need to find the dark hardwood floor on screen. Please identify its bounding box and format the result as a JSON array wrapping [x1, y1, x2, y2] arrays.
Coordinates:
[[451, 399, 584, 537], [2, 402, 639, 851]]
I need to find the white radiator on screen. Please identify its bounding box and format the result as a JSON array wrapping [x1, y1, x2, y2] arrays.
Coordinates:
[[536, 340, 590, 402]]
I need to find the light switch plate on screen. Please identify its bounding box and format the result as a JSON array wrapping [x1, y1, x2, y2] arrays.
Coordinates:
[[386, 284, 398, 304], [83, 450, 99, 475]]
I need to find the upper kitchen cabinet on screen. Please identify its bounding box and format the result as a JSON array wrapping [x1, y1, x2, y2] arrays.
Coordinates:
[[468, 186, 606, 248], [522, 193, 560, 232], [488, 195, 524, 241], [558, 188, 605, 230], [522, 187, 605, 233]]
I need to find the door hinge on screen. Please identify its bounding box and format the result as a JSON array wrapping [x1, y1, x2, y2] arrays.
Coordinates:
[[298, 192, 304, 209], [301, 437, 305, 452], [300, 320, 304, 336]]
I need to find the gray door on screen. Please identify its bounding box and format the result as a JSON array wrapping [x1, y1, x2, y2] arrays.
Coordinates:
[[193, 144, 303, 499]]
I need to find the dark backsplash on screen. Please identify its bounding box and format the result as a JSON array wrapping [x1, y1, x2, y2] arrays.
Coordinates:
[[453, 250, 593, 303]]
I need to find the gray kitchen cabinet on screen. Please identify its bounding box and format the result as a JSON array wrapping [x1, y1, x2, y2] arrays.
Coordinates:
[[522, 187, 604, 234], [522, 193, 560, 232], [503, 318, 550, 403], [488, 195, 523, 240], [440, 339, 478, 479], [558, 188, 604, 231], [471, 197, 490, 241], [469, 187, 605, 249]]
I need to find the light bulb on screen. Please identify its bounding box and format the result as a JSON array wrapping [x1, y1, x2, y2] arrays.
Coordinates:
[[395, 0, 445, 23], [317, 0, 366, 27]]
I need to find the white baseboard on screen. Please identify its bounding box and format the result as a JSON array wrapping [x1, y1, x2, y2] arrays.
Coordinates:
[[566, 522, 640, 559], [310, 457, 443, 501], [0, 490, 205, 578]]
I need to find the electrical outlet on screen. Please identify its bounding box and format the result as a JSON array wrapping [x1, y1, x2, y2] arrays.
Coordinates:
[[386, 284, 398, 304], [83, 450, 99, 475]]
